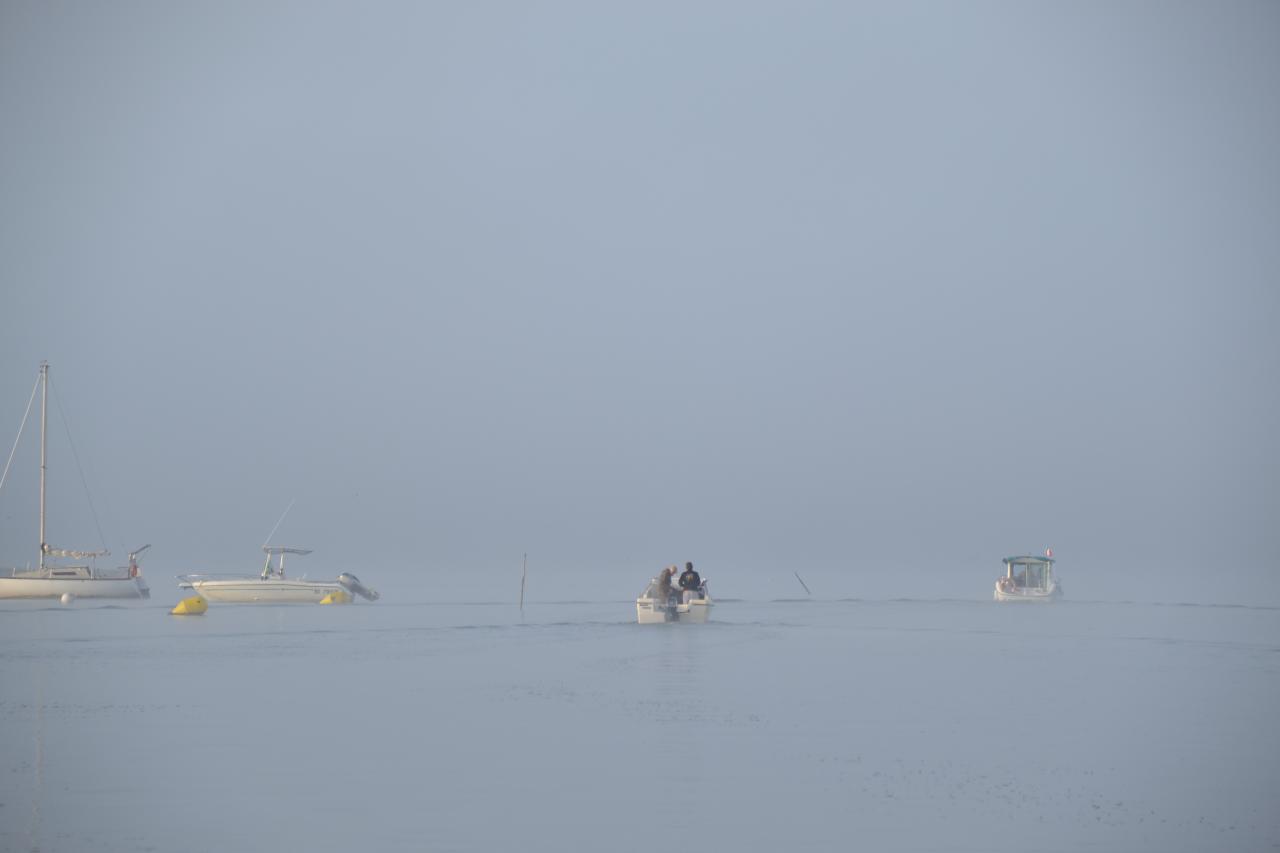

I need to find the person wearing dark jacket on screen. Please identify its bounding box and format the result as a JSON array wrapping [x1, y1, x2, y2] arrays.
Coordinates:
[[678, 562, 702, 601]]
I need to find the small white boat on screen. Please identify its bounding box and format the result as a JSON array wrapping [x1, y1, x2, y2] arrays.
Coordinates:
[[0, 363, 150, 601], [180, 546, 379, 604], [636, 577, 712, 624], [994, 554, 1062, 602]]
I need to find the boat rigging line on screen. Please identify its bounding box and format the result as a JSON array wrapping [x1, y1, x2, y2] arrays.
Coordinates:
[[49, 373, 109, 554], [0, 371, 40, 495]]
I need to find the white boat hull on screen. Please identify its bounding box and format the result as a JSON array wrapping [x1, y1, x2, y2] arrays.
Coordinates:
[[0, 575, 150, 600], [187, 578, 343, 603], [994, 582, 1062, 603], [636, 596, 712, 624]]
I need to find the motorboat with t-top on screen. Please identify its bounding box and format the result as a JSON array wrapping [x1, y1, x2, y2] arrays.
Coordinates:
[[0, 362, 150, 600], [179, 546, 379, 604], [994, 554, 1062, 602]]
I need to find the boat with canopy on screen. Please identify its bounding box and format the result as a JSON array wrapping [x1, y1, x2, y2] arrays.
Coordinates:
[[179, 546, 379, 604], [994, 554, 1062, 602]]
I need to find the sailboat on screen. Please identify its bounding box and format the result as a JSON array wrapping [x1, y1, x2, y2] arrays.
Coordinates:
[[0, 362, 151, 600]]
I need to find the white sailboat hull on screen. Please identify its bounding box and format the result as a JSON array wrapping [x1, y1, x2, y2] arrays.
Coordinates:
[[0, 574, 150, 600], [187, 578, 343, 603]]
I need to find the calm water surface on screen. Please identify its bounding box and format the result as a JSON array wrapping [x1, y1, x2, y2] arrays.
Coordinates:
[[2, 597, 1277, 852]]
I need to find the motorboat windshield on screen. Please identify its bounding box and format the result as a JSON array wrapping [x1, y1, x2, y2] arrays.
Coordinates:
[[1003, 556, 1055, 590]]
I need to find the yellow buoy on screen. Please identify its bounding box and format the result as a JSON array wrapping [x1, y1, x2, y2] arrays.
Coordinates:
[[171, 595, 208, 615], [319, 589, 352, 605]]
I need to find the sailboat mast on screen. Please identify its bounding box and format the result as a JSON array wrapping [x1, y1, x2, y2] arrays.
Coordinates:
[[38, 361, 48, 570]]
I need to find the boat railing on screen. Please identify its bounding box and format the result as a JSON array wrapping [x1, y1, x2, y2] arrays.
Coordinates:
[[177, 572, 320, 583], [176, 572, 262, 586], [4, 565, 134, 580], [94, 566, 135, 580]]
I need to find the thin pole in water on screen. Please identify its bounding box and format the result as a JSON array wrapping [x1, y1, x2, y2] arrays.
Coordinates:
[[519, 553, 527, 611], [794, 571, 812, 596]]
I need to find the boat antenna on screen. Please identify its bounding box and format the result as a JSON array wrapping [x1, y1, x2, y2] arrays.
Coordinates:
[[262, 498, 296, 547], [0, 369, 40, 495], [793, 570, 812, 597], [519, 553, 527, 611]]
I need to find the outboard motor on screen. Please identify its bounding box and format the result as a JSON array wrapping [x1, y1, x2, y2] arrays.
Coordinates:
[[337, 572, 380, 601]]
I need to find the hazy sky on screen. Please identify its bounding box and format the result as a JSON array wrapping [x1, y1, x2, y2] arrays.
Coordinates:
[[2, 1, 1277, 602]]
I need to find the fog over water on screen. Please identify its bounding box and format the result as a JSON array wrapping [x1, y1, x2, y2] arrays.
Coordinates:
[[1, 2, 1277, 604], [1, 2, 1278, 851]]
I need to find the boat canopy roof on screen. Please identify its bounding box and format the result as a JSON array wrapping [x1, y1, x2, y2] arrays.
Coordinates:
[[262, 546, 312, 556], [1004, 555, 1054, 566]]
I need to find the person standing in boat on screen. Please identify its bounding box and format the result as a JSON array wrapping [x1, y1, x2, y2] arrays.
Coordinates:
[[656, 565, 678, 606], [678, 562, 702, 602]]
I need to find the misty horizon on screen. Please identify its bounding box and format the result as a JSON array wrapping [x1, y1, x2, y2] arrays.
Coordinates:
[[2, 2, 1277, 606]]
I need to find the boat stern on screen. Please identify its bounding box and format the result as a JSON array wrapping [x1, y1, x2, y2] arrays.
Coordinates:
[[636, 598, 672, 624]]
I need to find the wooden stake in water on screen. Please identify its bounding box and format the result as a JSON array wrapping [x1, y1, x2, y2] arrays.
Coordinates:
[[520, 553, 527, 611], [794, 571, 812, 596]]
